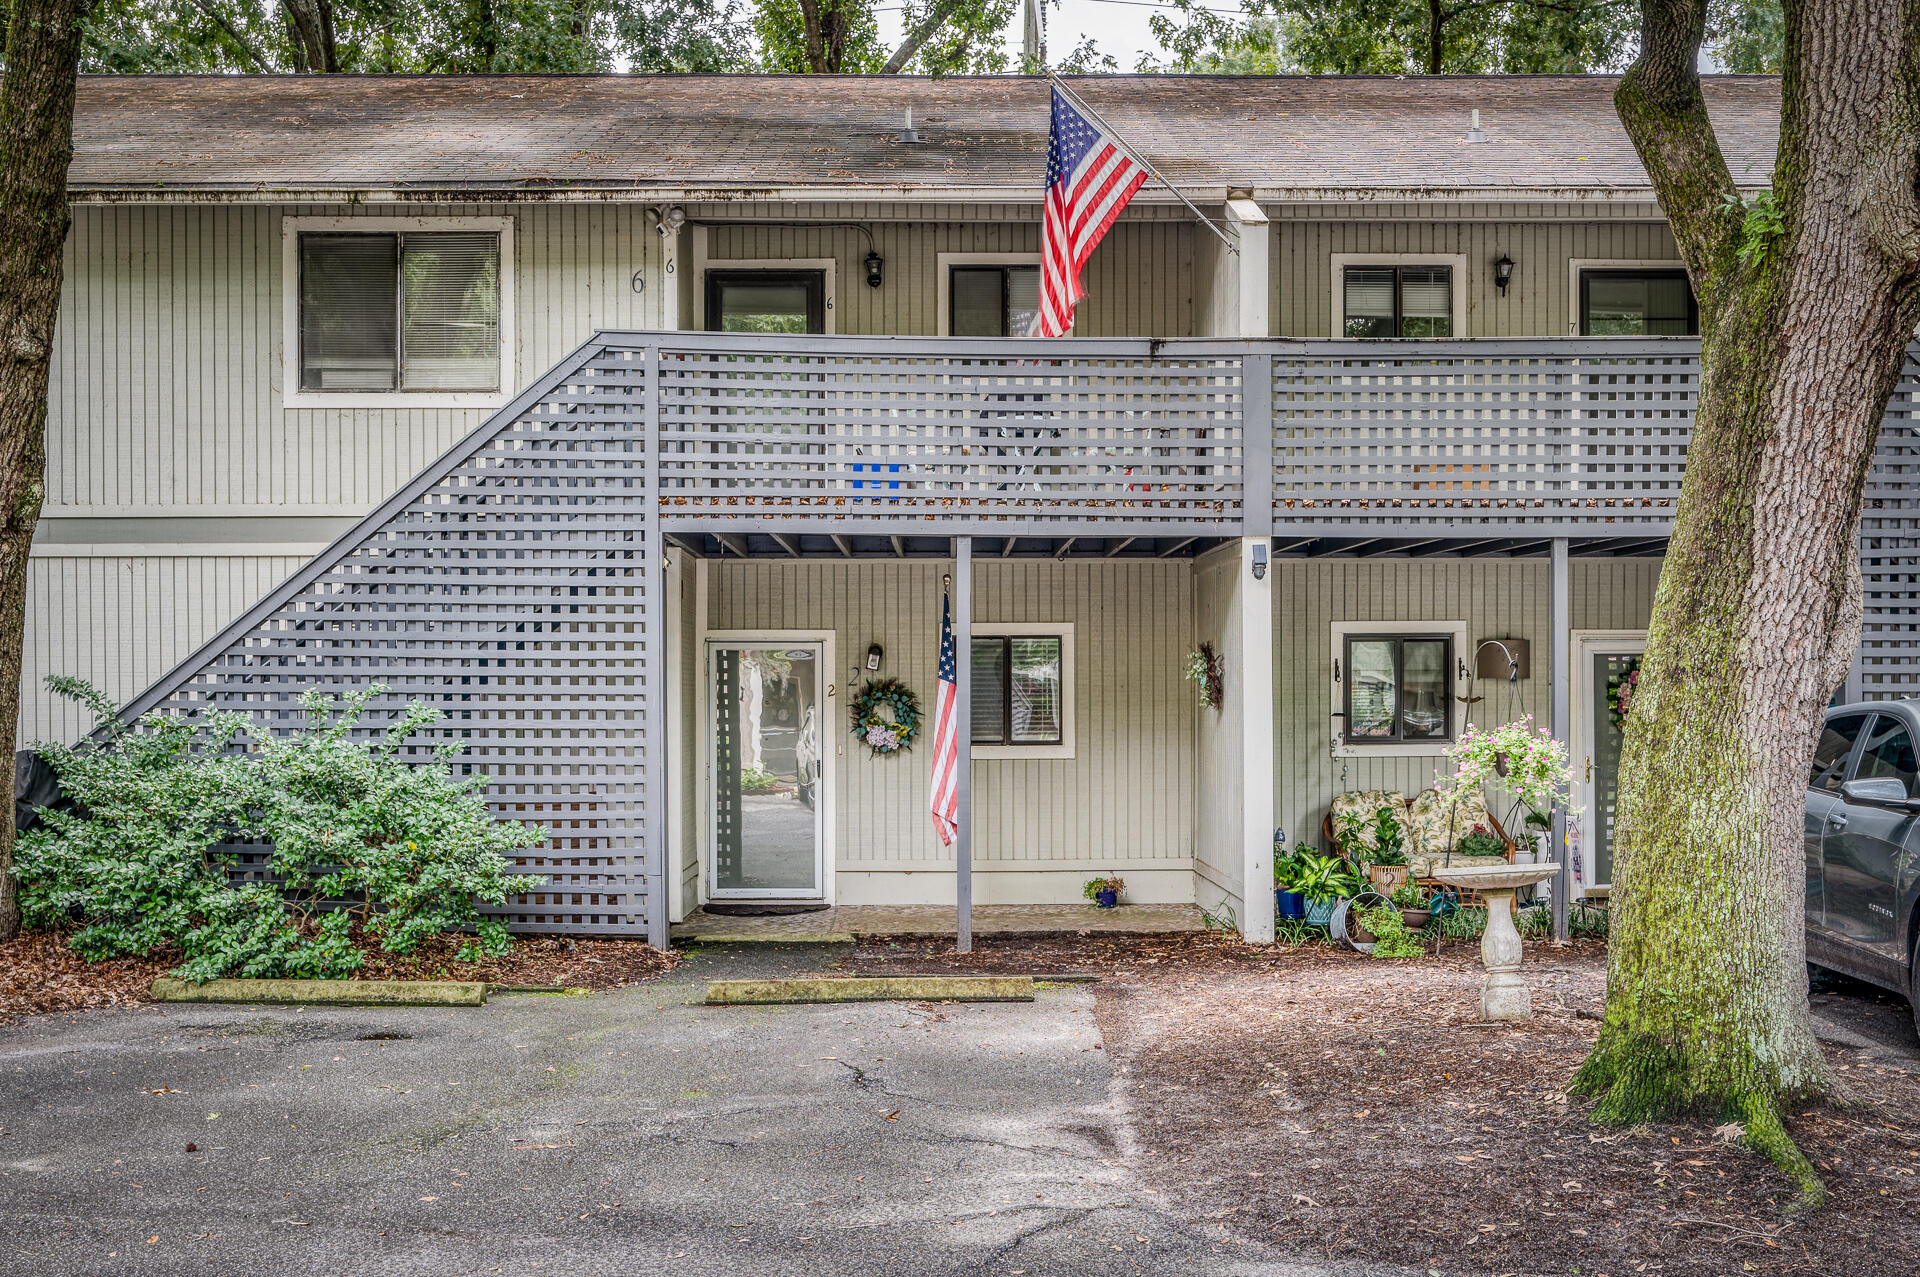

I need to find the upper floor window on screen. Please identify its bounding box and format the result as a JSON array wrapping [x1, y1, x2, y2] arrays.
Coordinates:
[[950, 265, 1041, 337], [298, 231, 501, 393], [707, 269, 826, 334], [1343, 265, 1454, 338], [1579, 268, 1698, 336]]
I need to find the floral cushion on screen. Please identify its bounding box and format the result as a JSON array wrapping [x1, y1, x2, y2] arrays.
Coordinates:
[[1405, 787, 1501, 858], [1326, 790, 1412, 855]]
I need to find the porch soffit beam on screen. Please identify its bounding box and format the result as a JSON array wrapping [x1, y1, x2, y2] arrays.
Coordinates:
[[1366, 538, 1440, 557], [1271, 537, 1317, 555], [1053, 537, 1078, 560], [664, 533, 707, 559], [831, 534, 853, 558], [1105, 537, 1136, 557], [1158, 536, 1198, 558], [770, 532, 801, 557], [890, 535, 906, 558], [717, 533, 751, 559], [1001, 537, 1018, 558]]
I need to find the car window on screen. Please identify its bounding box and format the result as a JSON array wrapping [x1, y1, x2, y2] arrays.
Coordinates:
[[1811, 715, 1868, 792], [1854, 716, 1920, 798]]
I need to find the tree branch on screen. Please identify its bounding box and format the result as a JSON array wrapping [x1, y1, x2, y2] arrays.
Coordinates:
[[188, 0, 275, 72], [881, 0, 962, 74], [1615, 0, 1743, 284]]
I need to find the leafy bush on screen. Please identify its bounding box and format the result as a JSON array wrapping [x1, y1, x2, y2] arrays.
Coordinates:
[[1452, 829, 1507, 859], [14, 679, 545, 981], [1356, 903, 1425, 958]]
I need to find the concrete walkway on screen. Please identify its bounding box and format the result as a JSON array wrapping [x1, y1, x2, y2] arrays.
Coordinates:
[[0, 944, 1327, 1277], [672, 902, 1208, 942]]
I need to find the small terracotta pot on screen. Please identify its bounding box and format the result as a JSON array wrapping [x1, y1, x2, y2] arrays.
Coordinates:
[[1399, 907, 1432, 930]]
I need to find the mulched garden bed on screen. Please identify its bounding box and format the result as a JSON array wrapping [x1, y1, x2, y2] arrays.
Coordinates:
[[843, 931, 1920, 1277], [0, 930, 677, 1024]]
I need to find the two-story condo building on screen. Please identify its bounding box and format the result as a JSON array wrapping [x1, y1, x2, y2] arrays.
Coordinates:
[[39, 74, 1919, 945]]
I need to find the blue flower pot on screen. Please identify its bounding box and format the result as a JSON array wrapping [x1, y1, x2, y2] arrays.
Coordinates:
[[1304, 897, 1338, 927], [1095, 889, 1118, 908], [1275, 889, 1306, 921]]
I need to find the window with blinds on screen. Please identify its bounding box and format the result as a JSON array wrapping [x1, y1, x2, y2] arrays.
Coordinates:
[[970, 634, 1065, 746], [950, 265, 1041, 336], [1342, 265, 1453, 338], [298, 231, 502, 393]]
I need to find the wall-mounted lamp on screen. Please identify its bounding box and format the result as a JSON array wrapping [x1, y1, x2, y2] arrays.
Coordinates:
[[1250, 542, 1268, 581], [864, 250, 884, 289], [866, 643, 884, 671], [1495, 254, 1515, 294]]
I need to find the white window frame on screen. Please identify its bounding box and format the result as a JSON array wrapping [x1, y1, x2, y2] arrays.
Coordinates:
[[936, 252, 1049, 337], [1330, 253, 1469, 339], [1566, 259, 1690, 335], [281, 215, 515, 410], [694, 250, 838, 334], [1330, 619, 1469, 758], [970, 621, 1075, 760]]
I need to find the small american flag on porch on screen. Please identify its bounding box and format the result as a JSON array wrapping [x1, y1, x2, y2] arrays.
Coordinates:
[[1033, 85, 1148, 338], [931, 590, 960, 845]]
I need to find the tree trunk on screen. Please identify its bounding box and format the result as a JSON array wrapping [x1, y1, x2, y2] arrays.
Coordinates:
[[880, 0, 960, 73], [0, 0, 89, 942], [1427, 0, 1444, 73], [796, 0, 828, 71], [280, 0, 339, 72], [1572, 0, 1920, 1205]]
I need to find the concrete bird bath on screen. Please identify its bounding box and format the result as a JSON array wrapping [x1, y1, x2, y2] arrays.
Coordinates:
[[1428, 861, 1560, 1020]]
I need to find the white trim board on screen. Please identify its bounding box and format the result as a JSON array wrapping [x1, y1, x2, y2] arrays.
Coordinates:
[[694, 254, 839, 334], [970, 621, 1076, 760], [1329, 253, 1470, 338], [1330, 619, 1471, 759], [935, 252, 1047, 336], [1568, 629, 1646, 898], [1564, 258, 1690, 335], [280, 215, 516, 410]]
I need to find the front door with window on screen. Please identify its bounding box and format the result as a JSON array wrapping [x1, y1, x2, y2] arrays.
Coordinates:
[[708, 642, 824, 898], [1573, 634, 1646, 895]]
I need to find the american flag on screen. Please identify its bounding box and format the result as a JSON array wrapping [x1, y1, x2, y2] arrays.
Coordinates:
[[1033, 86, 1148, 338], [930, 590, 959, 846]]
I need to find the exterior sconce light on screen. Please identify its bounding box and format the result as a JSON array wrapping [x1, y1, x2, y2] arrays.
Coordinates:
[[864, 251, 884, 289], [866, 643, 884, 671], [1495, 254, 1515, 294], [1250, 542, 1268, 581]]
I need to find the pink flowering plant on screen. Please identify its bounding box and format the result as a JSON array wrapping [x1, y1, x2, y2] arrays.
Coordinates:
[[1434, 715, 1579, 823]]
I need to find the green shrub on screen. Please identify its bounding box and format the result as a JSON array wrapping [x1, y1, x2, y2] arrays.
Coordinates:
[[1436, 904, 1488, 940], [739, 766, 782, 795], [1452, 830, 1507, 858], [1356, 902, 1425, 958], [14, 679, 545, 981]]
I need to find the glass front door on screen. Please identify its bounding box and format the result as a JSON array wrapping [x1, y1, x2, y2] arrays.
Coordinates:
[[1578, 638, 1646, 892], [709, 643, 823, 897]]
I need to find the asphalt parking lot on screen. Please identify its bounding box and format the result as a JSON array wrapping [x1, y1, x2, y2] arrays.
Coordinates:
[[0, 944, 1331, 1277]]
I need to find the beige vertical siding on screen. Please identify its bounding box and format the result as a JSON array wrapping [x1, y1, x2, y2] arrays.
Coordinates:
[[1192, 544, 1245, 917], [699, 220, 1195, 337], [49, 202, 665, 516], [23, 554, 307, 743], [1271, 218, 1683, 338], [704, 558, 1194, 894], [1271, 556, 1661, 853]]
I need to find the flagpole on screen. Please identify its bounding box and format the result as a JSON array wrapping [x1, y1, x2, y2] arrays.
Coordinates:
[[1045, 71, 1239, 255]]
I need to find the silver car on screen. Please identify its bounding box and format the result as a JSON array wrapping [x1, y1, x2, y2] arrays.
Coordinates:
[[1805, 702, 1920, 1029]]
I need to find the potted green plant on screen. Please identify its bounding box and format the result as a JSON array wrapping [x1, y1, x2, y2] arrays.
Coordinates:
[[1274, 847, 1308, 922], [1452, 827, 1507, 860], [1390, 881, 1432, 930], [1083, 875, 1126, 908], [1363, 806, 1410, 892], [1294, 852, 1360, 926], [1354, 899, 1427, 958]]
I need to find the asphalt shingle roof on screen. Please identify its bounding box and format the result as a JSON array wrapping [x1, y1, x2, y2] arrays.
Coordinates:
[[70, 74, 1783, 197]]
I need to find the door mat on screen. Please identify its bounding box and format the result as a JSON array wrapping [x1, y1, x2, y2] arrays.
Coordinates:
[[701, 902, 831, 918]]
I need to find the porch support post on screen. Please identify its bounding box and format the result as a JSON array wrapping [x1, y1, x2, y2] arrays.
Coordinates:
[[954, 536, 974, 953], [1550, 536, 1571, 943], [1240, 536, 1276, 943], [1226, 197, 1270, 337]]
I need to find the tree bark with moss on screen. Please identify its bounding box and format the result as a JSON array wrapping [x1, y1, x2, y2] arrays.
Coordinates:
[[1571, 0, 1920, 1205], [0, 0, 90, 941]]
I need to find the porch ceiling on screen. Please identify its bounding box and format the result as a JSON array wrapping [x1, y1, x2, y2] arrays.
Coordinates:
[[663, 532, 1230, 560], [1270, 534, 1670, 558]]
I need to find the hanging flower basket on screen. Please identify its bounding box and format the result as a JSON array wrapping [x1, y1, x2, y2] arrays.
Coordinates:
[[848, 678, 924, 757]]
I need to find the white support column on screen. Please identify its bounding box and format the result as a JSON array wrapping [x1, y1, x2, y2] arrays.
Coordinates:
[[1240, 536, 1276, 943], [953, 537, 974, 953], [1550, 537, 1571, 942], [1226, 198, 1270, 337]]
